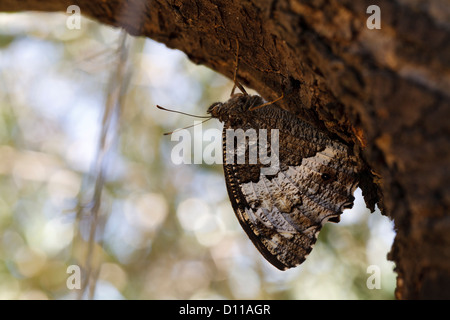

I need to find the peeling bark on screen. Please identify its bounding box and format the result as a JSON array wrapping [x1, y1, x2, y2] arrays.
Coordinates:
[[1, 0, 449, 299]]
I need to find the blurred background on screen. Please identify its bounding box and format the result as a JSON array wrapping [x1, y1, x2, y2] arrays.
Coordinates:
[[0, 11, 396, 299]]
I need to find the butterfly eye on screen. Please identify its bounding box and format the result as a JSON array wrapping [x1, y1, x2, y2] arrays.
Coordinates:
[[207, 102, 221, 114], [321, 173, 331, 181]]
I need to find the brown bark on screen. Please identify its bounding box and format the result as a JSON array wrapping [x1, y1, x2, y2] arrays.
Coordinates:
[[2, 0, 449, 299]]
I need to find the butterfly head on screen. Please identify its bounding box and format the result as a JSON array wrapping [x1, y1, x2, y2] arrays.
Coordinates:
[[207, 94, 263, 123]]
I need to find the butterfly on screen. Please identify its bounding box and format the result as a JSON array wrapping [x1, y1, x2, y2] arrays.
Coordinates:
[[206, 91, 360, 270]]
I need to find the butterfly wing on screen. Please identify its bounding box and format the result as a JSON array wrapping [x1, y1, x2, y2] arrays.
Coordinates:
[[222, 109, 359, 270]]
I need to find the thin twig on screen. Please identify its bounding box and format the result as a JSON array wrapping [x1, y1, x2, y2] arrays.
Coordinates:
[[77, 30, 132, 300]]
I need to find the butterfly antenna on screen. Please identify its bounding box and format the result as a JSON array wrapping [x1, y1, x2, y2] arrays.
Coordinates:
[[156, 105, 210, 118], [249, 93, 284, 111], [162, 118, 212, 136]]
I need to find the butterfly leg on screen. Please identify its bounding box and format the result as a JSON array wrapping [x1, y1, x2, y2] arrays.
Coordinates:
[[246, 97, 260, 111], [249, 93, 284, 111], [231, 39, 248, 97]]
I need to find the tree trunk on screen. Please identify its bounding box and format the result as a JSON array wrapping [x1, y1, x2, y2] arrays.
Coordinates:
[[2, 0, 449, 299]]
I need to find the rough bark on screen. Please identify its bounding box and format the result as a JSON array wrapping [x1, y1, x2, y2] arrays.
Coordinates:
[[1, 0, 449, 299]]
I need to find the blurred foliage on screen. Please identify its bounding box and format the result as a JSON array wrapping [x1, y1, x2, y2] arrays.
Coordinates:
[[0, 12, 396, 300]]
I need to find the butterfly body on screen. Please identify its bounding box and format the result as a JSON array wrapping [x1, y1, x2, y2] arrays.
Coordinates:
[[208, 93, 360, 270]]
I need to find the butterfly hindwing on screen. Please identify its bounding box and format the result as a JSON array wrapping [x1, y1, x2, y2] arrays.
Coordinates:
[[212, 94, 360, 270]]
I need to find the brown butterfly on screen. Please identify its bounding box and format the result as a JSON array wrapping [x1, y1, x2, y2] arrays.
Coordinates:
[[206, 90, 360, 270]]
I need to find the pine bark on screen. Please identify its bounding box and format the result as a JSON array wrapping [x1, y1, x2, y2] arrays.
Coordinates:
[[2, 0, 449, 299]]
